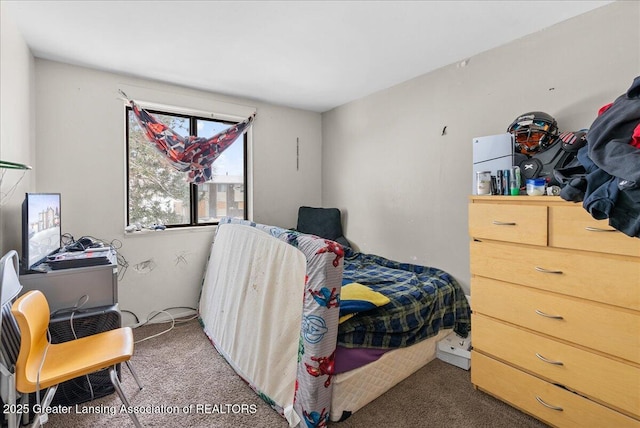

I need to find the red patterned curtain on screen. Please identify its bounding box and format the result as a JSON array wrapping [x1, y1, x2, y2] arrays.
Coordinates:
[[123, 91, 255, 184]]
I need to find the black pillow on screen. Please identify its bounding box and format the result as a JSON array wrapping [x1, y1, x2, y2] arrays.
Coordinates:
[[296, 206, 350, 248]]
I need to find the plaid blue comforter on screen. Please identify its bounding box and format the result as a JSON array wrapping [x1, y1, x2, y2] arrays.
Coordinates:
[[337, 248, 471, 349]]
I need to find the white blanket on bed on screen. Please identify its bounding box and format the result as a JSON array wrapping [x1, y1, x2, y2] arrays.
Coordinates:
[[199, 224, 306, 426]]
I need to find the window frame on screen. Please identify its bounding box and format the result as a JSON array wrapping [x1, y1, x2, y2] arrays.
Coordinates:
[[125, 105, 249, 228]]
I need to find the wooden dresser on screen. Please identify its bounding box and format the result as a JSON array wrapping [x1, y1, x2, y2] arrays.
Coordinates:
[[469, 195, 640, 428]]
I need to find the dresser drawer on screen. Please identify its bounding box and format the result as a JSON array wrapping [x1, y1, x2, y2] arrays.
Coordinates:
[[470, 240, 640, 310], [473, 314, 640, 417], [472, 352, 640, 428], [549, 205, 640, 257], [472, 276, 640, 363], [469, 203, 547, 246]]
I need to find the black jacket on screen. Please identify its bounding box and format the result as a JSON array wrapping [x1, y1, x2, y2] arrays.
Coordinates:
[[561, 76, 640, 238]]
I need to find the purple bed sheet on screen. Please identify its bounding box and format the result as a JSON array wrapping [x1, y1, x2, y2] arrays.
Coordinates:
[[334, 346, 390, 374]]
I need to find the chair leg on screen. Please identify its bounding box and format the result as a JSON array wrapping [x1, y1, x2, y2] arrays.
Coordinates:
[[30, 385, 57, 428], [20, 393, 29, 427], [6, 371, 18, 428], [1, 365, 25, 428], [109, 366, 142, 428], [125, 360, 143, 391]]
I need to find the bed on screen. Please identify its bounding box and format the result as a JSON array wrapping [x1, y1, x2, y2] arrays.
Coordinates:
[[199, 217, 470, 427]]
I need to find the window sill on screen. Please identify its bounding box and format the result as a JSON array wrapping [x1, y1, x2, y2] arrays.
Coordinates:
[[123, 225, 217, 238]]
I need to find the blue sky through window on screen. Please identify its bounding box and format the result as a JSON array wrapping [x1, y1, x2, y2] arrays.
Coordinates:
[[198, 120, 243, 176]]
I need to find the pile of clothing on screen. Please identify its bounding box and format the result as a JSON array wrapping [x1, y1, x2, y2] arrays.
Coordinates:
[[560, 76, 640, 238]]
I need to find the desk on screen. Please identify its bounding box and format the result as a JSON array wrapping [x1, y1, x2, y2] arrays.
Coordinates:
[[18, 251, 121, 406], [19, 252, 118, 314]]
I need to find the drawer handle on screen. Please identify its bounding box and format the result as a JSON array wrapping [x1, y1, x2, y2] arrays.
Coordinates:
[[492, 220, 516, 226], [535, 396, 563, 411], [535, 309, 564, 320], [585, 226, 618, 233], [535, 353, 564, 366], [535, 266, 563, 275]]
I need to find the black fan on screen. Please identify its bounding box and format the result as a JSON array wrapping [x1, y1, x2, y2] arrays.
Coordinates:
[[45, 305, 122, 406]]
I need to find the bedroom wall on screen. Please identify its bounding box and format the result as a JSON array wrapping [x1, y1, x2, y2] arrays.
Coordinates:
[[0, 2, 36, 255], [3, 1, 637, 323], [29, 60, 323, 324], [321, 1, 639, 296]]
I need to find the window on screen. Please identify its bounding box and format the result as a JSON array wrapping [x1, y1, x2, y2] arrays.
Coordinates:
[[126, 107, 248, 228]]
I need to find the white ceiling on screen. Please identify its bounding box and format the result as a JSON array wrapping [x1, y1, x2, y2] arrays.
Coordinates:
[[5, 1, 613, 113]]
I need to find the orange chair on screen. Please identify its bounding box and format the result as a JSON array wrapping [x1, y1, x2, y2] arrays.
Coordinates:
[[11, 290, 143, 427]]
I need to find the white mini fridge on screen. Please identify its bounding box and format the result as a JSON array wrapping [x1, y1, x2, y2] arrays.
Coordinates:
[[472, 133, 515, 194]]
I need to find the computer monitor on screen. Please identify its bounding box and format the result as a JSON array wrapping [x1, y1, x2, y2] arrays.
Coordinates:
[[21, 192, 62, 271]]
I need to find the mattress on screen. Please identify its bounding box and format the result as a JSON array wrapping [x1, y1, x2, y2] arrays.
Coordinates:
[[201, 219, 344, 427], [330, 327, 451, 422], [339, 248, 471, 349], [199, 224, 307, 426]]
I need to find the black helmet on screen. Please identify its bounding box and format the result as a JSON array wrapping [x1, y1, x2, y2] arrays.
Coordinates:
[[507, 112, 559, 155]]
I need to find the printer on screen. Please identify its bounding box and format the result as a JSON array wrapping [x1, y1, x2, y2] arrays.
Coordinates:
[[472, 133, 517, 194]]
